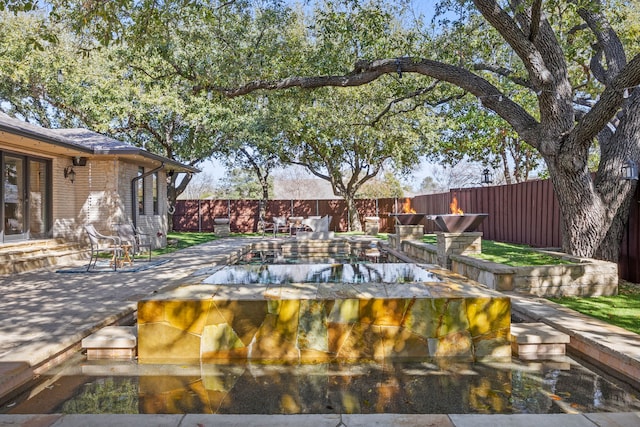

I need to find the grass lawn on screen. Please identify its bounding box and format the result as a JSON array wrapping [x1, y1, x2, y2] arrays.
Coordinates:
[[549, 282, 640, 335], [422, 234, 569, 266], [151, 231, 219, 256]]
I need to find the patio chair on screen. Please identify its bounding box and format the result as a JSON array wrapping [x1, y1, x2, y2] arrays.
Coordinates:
[[262, 216, 288, 236], [114, 223, 152, 261], [84, 224, 123, 271]]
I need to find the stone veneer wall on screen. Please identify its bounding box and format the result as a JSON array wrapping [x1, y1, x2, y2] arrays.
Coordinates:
[[398, 240, 618, 297], [436, 232, 482, 269], [137, 290, 511, 364]]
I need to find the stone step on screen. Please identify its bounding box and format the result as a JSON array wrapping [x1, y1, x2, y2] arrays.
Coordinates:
[[82, 326, 137, 360], [510, 323, 570, 360], [0, 240, 87, 275]]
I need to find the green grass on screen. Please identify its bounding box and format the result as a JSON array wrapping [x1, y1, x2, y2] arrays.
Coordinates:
[[549, 282, 640, 334], [422, 234, 569, 266], [151, 231, 219, 256]]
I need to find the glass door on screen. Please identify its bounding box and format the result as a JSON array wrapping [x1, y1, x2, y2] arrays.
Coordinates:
[[28, 159, 49, 239], [3, 154, 27, 241]]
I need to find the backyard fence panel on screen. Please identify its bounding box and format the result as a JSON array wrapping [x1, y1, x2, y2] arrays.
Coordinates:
[[546, 180, 562, 247], [265, 200, 292, 221], [620, 187, 640, 282], [355, 199, 379, 223], [379, 198, 396, 232], [291, 199, 316, 218], [313, 199, 345, 231], [172, 200, 200, 231], [231, 200, 259, 233]]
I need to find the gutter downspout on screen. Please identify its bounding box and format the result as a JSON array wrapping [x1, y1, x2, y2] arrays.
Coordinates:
[[131, 162, 165, 228]]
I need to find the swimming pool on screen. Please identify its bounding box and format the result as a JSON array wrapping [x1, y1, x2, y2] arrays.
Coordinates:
[[3, 353, 640, 415]]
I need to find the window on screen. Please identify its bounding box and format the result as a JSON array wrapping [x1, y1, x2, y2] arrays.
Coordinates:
[[153, 172, 159, 215], [138, 167, 145, 215]]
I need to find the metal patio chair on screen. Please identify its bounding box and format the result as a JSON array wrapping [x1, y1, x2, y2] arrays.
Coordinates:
[[262, 216, 289, 236], [84, 224, 123, 271], [114, 223, 152, 261]]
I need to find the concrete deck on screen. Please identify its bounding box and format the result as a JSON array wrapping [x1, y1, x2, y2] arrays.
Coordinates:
[[0, 237, 639, 426]]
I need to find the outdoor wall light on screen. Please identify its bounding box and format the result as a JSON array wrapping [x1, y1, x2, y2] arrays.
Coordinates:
[[72, 156, 87, 166], [481, 168, 493, 185], [622, 160, 639, 180], [64, 166, 76, 183], [57, 69, 63, 84]]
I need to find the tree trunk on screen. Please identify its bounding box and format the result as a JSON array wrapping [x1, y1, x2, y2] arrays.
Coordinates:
[[344, 195, 363, 232], [258, 179, 269, 233], [547, 128, 638, 263]]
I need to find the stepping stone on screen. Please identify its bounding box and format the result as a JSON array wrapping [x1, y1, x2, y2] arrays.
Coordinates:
[[510, 323, 570, 360], [82, 326, 137, 360]]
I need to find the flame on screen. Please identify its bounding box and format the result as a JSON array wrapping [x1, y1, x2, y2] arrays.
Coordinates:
[[402, 198, 416, 214], [450, 196, 464, 215]]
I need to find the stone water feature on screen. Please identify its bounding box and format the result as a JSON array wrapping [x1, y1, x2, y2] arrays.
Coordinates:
[[388, 212, 426, 243], [427, 213, 488, 233], [425, 213, 489, 269], [136, 240, 511, 364]]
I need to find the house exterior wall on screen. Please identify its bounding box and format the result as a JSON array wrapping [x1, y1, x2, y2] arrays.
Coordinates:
[[52, 158, 168, 248]]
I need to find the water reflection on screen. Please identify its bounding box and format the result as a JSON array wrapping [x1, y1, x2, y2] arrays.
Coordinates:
[[5, 357, 640, 415], [202, 263, 441, 285]]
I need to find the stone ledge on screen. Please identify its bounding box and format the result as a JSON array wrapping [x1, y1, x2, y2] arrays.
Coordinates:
[[510, 323, 570, 344], [398, 240, 618, 297], [82, 326, 137, 360]]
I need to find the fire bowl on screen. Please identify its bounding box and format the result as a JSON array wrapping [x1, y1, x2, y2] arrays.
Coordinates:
[[427, 214, 488, 233], [389, 213, 427, 225]]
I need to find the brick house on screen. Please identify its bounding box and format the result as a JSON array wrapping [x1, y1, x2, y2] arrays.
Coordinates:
[[0, 113, 198, 248]]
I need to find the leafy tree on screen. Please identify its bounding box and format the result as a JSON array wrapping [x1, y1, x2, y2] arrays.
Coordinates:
[[356, 170, 408, 198], [209, 0, 640, 261], [8, 0, 640, 260], [279, 85, 424, 231], [0, 12, 223, 222], [212, 93, 289, 222], [216, 167, 271, 200]]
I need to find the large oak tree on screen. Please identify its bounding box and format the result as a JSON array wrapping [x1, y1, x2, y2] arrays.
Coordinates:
[[210, 0, 640, 261]]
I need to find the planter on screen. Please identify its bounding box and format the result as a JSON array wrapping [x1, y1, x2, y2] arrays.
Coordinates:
[[398, 240, 618, 297]]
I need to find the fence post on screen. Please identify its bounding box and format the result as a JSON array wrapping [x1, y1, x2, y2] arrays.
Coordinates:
[[198, 199, 202, 232]]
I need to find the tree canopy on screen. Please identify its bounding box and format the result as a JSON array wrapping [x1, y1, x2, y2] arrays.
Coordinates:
[[1, 0, 639, 259]]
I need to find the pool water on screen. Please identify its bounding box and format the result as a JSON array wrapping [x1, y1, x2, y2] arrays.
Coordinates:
[[3, 354, 640, 415], [202, 262, 442, 285], [236, 248, 388, 265]]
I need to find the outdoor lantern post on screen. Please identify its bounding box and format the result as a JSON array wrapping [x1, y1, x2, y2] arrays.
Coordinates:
[[481, 168, 493, 185], [621, 160, 639, 181]]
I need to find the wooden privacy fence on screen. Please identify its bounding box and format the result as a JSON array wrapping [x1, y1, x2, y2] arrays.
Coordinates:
[[173, 178, 640, 282]]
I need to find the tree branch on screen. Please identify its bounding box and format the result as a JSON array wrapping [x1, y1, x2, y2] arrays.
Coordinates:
[[570, 53, 640, 147], [472, 62, 533, 89], [528, 0, 542, 41], [575, 0, 627, 84], [214, 57, 541, 147], [473, 0, 553, 87], [369, 81, 440, 125]]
